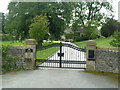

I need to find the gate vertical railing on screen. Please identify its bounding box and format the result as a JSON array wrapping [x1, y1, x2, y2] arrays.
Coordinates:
[[36, 41, 86, 69], [59, 42, 62, 68]]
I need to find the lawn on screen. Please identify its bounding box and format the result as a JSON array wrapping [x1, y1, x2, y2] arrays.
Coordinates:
[[74, 37, 114, 48], [36, 47, 59, 59], [1, 40, 54, 46], [0, 41, 25, 45], [1, 37, 114, 47]]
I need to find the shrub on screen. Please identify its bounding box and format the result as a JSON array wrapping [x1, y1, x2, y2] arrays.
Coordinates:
[[29, 14, 49, 45], [1, 34, 14, 41], [1, 45, 19, 72], [73, 32, 88, 42], [110, 31, 120, 47], [84, 20, 100, 39], [65, 33, 74, 39], [42, 42, 54, 46], [101, 18, 119, 37]]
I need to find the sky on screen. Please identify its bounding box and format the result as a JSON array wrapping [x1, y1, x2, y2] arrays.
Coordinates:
[[0, 0, 119, 20]]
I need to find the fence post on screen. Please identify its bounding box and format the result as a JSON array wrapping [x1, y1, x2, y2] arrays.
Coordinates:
[[86, 40, 96, 72], [24, 39, 37, 70]]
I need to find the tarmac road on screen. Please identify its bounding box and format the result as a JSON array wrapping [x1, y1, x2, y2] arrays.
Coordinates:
[[2, 68, 118, 88]]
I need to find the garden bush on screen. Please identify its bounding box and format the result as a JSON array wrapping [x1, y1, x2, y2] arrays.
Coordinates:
[[1, 45, 19, 73], [110, 31, 120, 47], [1, 34, 14, 41]]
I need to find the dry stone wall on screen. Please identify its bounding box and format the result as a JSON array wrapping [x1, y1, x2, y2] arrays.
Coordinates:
[[8, 45, 25, 69], [7, 39, 37, 70], [95, 47, 120, 73], [86, 40, 120, 73]]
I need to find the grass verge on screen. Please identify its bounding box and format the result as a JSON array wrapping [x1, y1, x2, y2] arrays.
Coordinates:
[[36, 47, 59, 59]]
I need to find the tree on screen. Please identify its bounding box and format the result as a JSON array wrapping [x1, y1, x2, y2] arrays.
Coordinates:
[[29, 15, 49, 45], [5, 1, 113, 41], [5, 2, 74, 40], [101, 18, 119, 37], [84, 20, 100, 39], [72, 1, 113, 26]]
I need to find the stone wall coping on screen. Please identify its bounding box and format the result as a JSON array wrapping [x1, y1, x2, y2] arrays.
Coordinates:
[[11, 45, 25, 48], [25, 39, 37, 45], [97, 47, 120, 51], [11, 45, 34, 49], [26, 39, 36, 41], [87, 40, 96, 46]]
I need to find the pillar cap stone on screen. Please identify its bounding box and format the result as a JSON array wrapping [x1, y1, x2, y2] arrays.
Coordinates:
[[87, 40, 96, 46], [26, 39, 37, 45]]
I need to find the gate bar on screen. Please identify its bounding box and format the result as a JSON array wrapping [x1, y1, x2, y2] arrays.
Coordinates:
[[60, 42, 62, 68]]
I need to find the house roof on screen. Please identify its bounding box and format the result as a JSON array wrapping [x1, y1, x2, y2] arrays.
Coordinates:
[[64, 28, 73, 34]]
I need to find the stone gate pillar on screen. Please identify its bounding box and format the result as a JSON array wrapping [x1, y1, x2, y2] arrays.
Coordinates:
[[24, 39, 37, 70], [86, 40, 96, 72]]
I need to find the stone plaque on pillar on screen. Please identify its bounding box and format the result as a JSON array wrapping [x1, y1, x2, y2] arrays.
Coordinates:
[[88, 50, 95, 61]]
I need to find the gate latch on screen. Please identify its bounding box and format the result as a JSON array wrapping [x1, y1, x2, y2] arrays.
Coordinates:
[[57, 53, 64, 57]]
